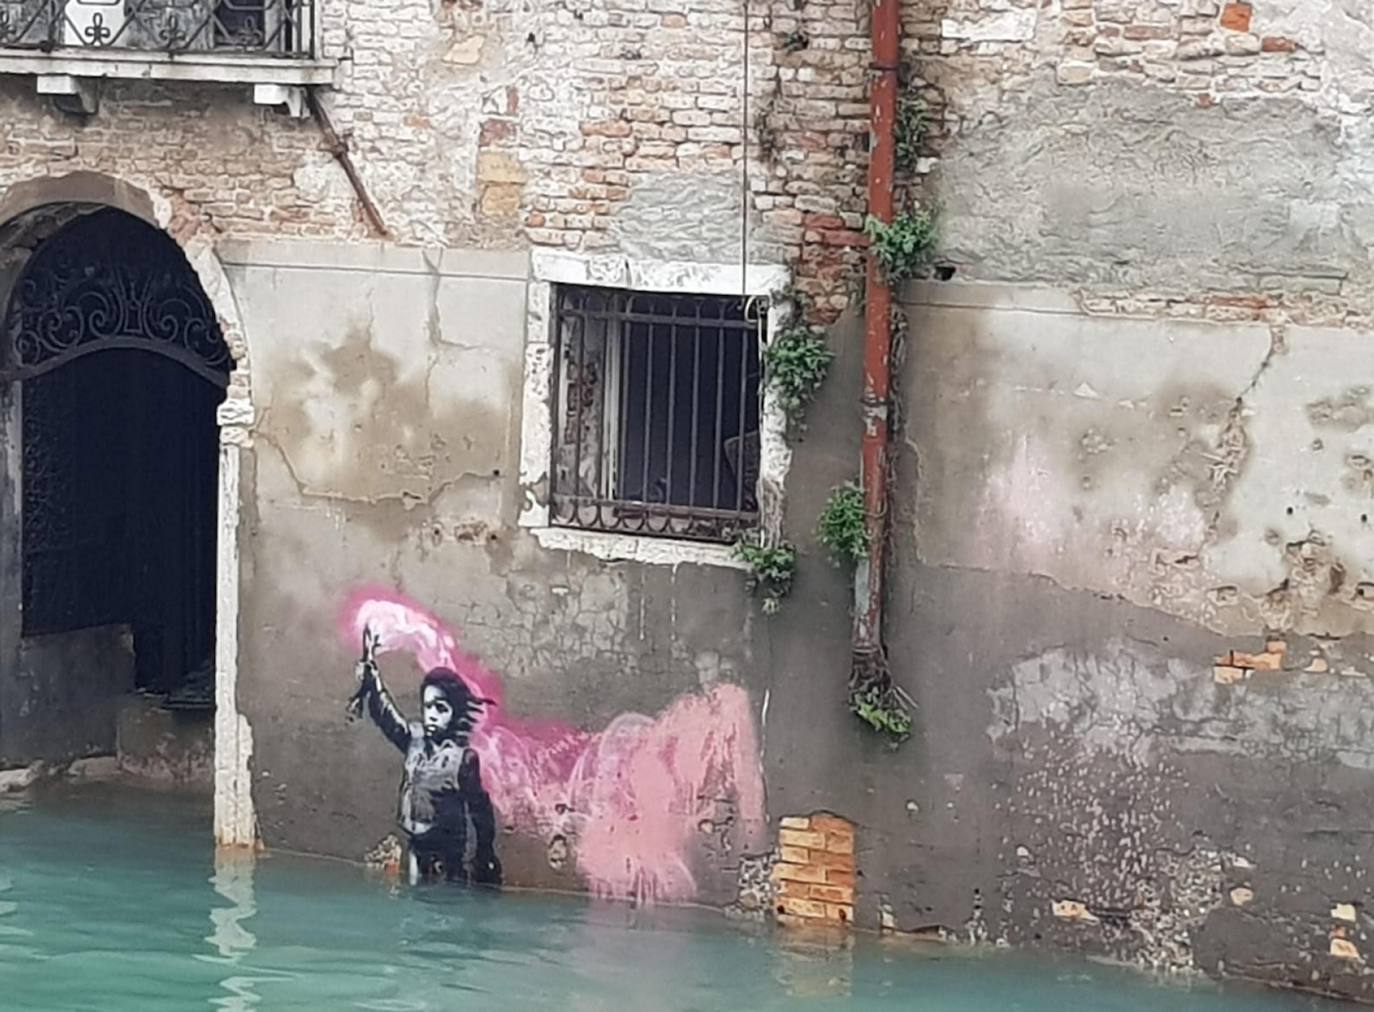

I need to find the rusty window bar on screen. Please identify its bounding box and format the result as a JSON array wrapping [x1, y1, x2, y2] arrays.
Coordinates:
[[549, 285, 762, 545]]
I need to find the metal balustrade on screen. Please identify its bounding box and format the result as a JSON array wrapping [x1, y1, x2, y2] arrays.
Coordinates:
[[0, 0, 313, 57]]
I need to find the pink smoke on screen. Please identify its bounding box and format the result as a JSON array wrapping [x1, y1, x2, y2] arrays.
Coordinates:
[[340, 587, 767, 903]]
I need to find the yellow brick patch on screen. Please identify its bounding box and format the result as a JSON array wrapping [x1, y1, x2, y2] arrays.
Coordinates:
[[772, 812, 855, 929], [779, 828, 827, 850]]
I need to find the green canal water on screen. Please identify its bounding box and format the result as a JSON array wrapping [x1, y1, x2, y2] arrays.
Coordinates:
[[0, 783, 1348, 1011]]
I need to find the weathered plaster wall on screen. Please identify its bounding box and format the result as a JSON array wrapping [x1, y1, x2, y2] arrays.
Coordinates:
[[759, 282, 1374, 1000], [0, 625, 135, 765], [4, 0, 1374, 1002], [224, 241, 769, 904], [753, 7, 1374, 996]]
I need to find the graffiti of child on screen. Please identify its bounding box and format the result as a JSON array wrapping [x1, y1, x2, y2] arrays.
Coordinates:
[[348, 626, 502, 886]]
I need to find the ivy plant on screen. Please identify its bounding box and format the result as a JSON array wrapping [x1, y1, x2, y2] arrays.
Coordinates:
[[763, 326, 833, 428], [864, 209, 937, 284], [817, 482, 868, 565], [733, 538, 796, 614], [849, 677, 913, 747], [894, 94, 927, 176]]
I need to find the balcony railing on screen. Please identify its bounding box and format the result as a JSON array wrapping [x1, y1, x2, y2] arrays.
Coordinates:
[[0, 0, 314, 57]]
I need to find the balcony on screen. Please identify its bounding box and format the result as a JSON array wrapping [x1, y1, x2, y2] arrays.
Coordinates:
[[0, 0, 335, 113]]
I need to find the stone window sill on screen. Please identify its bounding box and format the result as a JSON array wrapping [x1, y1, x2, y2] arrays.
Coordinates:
[[530, 526, 750, 571], [0, 49, 336, 114], [0, 48, 336, 86]]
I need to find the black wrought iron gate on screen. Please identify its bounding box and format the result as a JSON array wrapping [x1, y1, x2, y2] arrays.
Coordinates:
[[3, 209, 231, 700]]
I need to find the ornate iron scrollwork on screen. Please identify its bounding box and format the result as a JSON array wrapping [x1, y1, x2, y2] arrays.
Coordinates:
[[2, 209, 232, 387], [0, 0, 307, 54]]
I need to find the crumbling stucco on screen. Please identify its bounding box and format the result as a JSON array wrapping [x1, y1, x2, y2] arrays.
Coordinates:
[[906, 284, 1374, 642]]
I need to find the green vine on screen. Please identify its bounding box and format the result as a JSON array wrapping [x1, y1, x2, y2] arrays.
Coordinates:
[[733, 538, 796, 614], [894, 94, 927, 176], [816, 482, 868, 565], [864, 209, 937, 283], [850, 680, 912, 745], [763, 325, 833, 428]]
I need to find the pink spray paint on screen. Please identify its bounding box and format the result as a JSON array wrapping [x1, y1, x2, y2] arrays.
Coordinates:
[[340, 587, 768, 903]]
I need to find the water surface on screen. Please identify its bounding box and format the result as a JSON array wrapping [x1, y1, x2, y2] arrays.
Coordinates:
[[0, 784, 1347, 1011]]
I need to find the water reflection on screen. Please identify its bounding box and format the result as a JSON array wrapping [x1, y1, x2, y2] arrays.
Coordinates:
[[204, 851, 260, 1010]]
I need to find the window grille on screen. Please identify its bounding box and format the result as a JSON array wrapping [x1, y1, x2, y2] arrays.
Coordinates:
[[549, 285, 764, 544]]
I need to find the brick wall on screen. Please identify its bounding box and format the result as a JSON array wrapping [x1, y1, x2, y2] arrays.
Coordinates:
[[772, 813, 856, 926], [2, 1, 1369, 313]]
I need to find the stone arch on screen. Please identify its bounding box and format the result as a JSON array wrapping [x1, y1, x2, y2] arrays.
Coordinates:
[[0, 172, 254, 421], [0, 171, 256, 848]]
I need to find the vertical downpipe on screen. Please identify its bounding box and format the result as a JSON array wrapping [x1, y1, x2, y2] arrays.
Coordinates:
[[853, 0, 899, 672]]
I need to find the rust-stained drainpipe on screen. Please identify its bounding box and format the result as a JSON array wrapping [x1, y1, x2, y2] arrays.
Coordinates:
[[305, 86, 390, 240], [853, 0, 899, 674]]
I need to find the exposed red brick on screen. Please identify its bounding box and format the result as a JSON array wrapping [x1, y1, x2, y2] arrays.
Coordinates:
[[478, 119, 516, 148], [1220, 2, 1252, 32], [819, 228, 868, 247]]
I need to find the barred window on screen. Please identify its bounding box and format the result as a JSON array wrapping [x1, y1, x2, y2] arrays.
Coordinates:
[[549, 285, 763, 544]]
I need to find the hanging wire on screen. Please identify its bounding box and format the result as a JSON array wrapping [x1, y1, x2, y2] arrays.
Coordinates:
[[740, 0, 750, 298]]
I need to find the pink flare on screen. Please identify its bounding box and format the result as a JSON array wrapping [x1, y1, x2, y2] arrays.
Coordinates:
[[339, 588, 767, 903]]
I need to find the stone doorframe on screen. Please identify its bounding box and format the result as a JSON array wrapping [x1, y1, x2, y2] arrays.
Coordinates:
[[0, 171, 257, 848]]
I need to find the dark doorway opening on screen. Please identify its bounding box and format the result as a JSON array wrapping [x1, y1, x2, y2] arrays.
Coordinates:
[[22, 349, 223, 700], [6, 208, 229, 733]]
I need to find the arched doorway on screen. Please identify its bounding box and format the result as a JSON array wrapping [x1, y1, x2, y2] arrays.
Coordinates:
[[0, 207, 230, 768]]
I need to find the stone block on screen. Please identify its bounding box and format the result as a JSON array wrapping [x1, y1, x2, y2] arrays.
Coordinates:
[[476, 152, 528, 185], [779, 815, 812, 830], [0, 764, 42, 793], [1331, 937, 1362, 962], [1214, 665, 1246, 684], [1333, 903, 1358, 923], [480, 184, 523, 217], [1052, 899, 1099, 924], [1057, 62, 1095, 85]]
